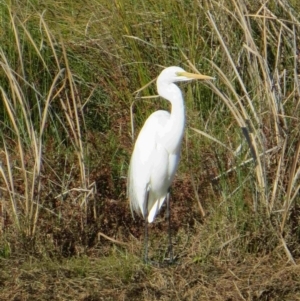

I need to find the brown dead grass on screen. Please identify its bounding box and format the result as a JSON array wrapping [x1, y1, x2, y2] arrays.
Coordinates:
[[0, 239, 299, 301]]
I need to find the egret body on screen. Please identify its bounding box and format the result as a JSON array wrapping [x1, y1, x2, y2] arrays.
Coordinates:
[[128, 66, 213, 263]]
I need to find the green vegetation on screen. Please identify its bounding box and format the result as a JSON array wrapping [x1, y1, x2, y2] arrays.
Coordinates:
[[0, 0, 299, 300]]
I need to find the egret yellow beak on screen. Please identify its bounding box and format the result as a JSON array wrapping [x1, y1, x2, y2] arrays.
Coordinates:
[[176, 71, 214, 80]]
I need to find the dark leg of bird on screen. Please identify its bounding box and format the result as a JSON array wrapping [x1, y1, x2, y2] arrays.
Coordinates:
[[166, 190, 173, 263], [144, 189, 150, 264]]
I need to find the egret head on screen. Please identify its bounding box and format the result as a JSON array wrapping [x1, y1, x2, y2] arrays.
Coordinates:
[[157, 66, 214, 85]]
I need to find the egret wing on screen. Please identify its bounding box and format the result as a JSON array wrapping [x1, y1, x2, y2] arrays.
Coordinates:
[[128, 110, 170, 219]]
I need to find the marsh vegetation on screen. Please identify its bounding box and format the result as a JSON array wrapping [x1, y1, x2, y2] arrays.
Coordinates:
[[0, 0, 299, 300]]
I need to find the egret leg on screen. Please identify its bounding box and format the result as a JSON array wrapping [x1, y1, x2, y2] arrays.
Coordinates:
[[166, 191, 173, 263], [144, 189, 150, 264]]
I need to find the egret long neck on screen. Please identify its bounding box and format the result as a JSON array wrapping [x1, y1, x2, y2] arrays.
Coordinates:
[[158, 83, 185, 152]]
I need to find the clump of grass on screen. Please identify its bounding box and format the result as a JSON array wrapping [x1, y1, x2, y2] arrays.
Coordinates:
[[200, 0, 300, 262], [0, 4, 92, 247]]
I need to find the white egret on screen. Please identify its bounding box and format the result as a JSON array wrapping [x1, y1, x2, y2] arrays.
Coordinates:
[[128, 66, 213, 263]]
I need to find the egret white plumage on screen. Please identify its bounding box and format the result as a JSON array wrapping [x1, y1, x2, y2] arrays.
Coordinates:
[[128, 66, 213, 263]]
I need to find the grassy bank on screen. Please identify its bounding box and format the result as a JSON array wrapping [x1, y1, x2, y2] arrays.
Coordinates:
[[0, 0, 299, 300]]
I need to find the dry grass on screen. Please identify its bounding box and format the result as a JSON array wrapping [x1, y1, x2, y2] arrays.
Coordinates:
[[204, 0, 300, 263], [0, 10, 92, 239], [1, 237, 300, 301]]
